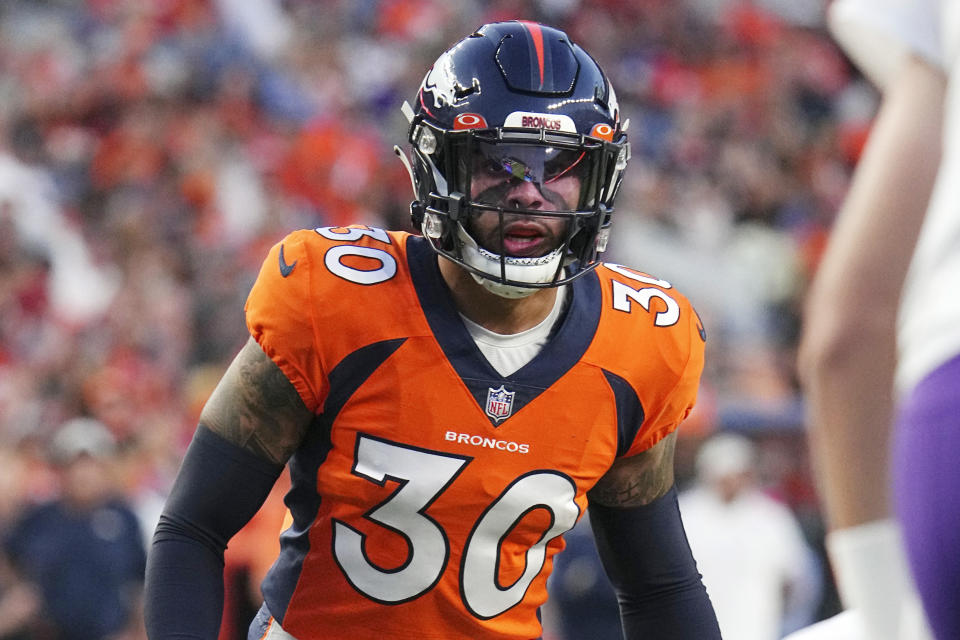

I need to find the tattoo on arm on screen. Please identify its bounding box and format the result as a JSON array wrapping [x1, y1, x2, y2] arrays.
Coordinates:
[[200, 337, 313, 465], [588, 431, 677, 507]]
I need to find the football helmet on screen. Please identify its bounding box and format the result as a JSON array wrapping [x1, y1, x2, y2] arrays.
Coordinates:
[[400, 21, 630, 298]]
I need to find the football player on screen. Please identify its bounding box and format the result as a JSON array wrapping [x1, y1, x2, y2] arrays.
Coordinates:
[[796, 0, 956, 638], [145, 21, 721, 639]]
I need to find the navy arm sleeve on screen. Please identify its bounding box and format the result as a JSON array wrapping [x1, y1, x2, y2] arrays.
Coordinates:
[[144, 425, 285, 640], [588, 486, 722, 639]]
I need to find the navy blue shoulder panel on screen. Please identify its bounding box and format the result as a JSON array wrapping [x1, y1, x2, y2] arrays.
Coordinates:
[[601, 369, 646, 458], [406, 236, 602, 426], [405, 237, 482, 371], [263, 337, 406, 623], [322, 337, 408, 419]]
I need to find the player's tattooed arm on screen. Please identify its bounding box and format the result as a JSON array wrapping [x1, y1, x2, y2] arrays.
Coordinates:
[[588, 431, 677, 507], [199, 337, 313, 465]]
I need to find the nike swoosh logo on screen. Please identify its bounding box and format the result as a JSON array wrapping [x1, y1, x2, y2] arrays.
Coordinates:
[[278, 244, 297, 277]]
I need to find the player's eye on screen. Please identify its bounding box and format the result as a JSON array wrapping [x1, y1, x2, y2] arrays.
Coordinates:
[[544, 151, 585, 183], [472, 153, 505, 177], [485, 158, 509, 176]]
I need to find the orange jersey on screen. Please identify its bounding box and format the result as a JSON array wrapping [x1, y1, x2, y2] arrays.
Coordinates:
[[244, 226, 705, 640]]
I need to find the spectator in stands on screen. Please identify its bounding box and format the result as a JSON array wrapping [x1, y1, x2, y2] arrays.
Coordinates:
[[680, 432, 821, 640], [4, 418, 146, 640]]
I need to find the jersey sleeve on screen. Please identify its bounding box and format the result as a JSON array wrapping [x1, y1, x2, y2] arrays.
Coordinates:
[[828, 0, 943, 90], [244, 231, 326, 413], [623, 303, 705, 457]]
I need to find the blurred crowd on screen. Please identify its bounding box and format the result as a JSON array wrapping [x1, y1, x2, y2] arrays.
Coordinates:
[[0, 0, 878, 638]]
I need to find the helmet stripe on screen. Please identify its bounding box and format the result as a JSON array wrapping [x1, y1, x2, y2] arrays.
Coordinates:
[[417, 89, 435, 119], [519, 21, 545, 89]]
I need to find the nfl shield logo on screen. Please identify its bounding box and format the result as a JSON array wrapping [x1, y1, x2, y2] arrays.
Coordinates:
[[485, 385, 515, 423]]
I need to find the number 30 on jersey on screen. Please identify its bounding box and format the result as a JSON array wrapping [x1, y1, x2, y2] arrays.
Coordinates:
[[332, 434, 580, 619]]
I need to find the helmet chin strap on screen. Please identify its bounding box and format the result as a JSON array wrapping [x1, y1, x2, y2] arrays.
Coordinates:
[[456, 225, 563, 299]]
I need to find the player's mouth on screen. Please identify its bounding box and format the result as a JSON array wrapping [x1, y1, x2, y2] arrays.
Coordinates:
[[501, 222, 553, 257]]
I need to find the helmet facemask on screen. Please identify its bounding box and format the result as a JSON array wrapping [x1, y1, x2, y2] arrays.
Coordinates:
[[408, 119, 628, 297]]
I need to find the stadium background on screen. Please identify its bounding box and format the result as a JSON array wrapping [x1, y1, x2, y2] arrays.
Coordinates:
[[0, 0, 875, 637]]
